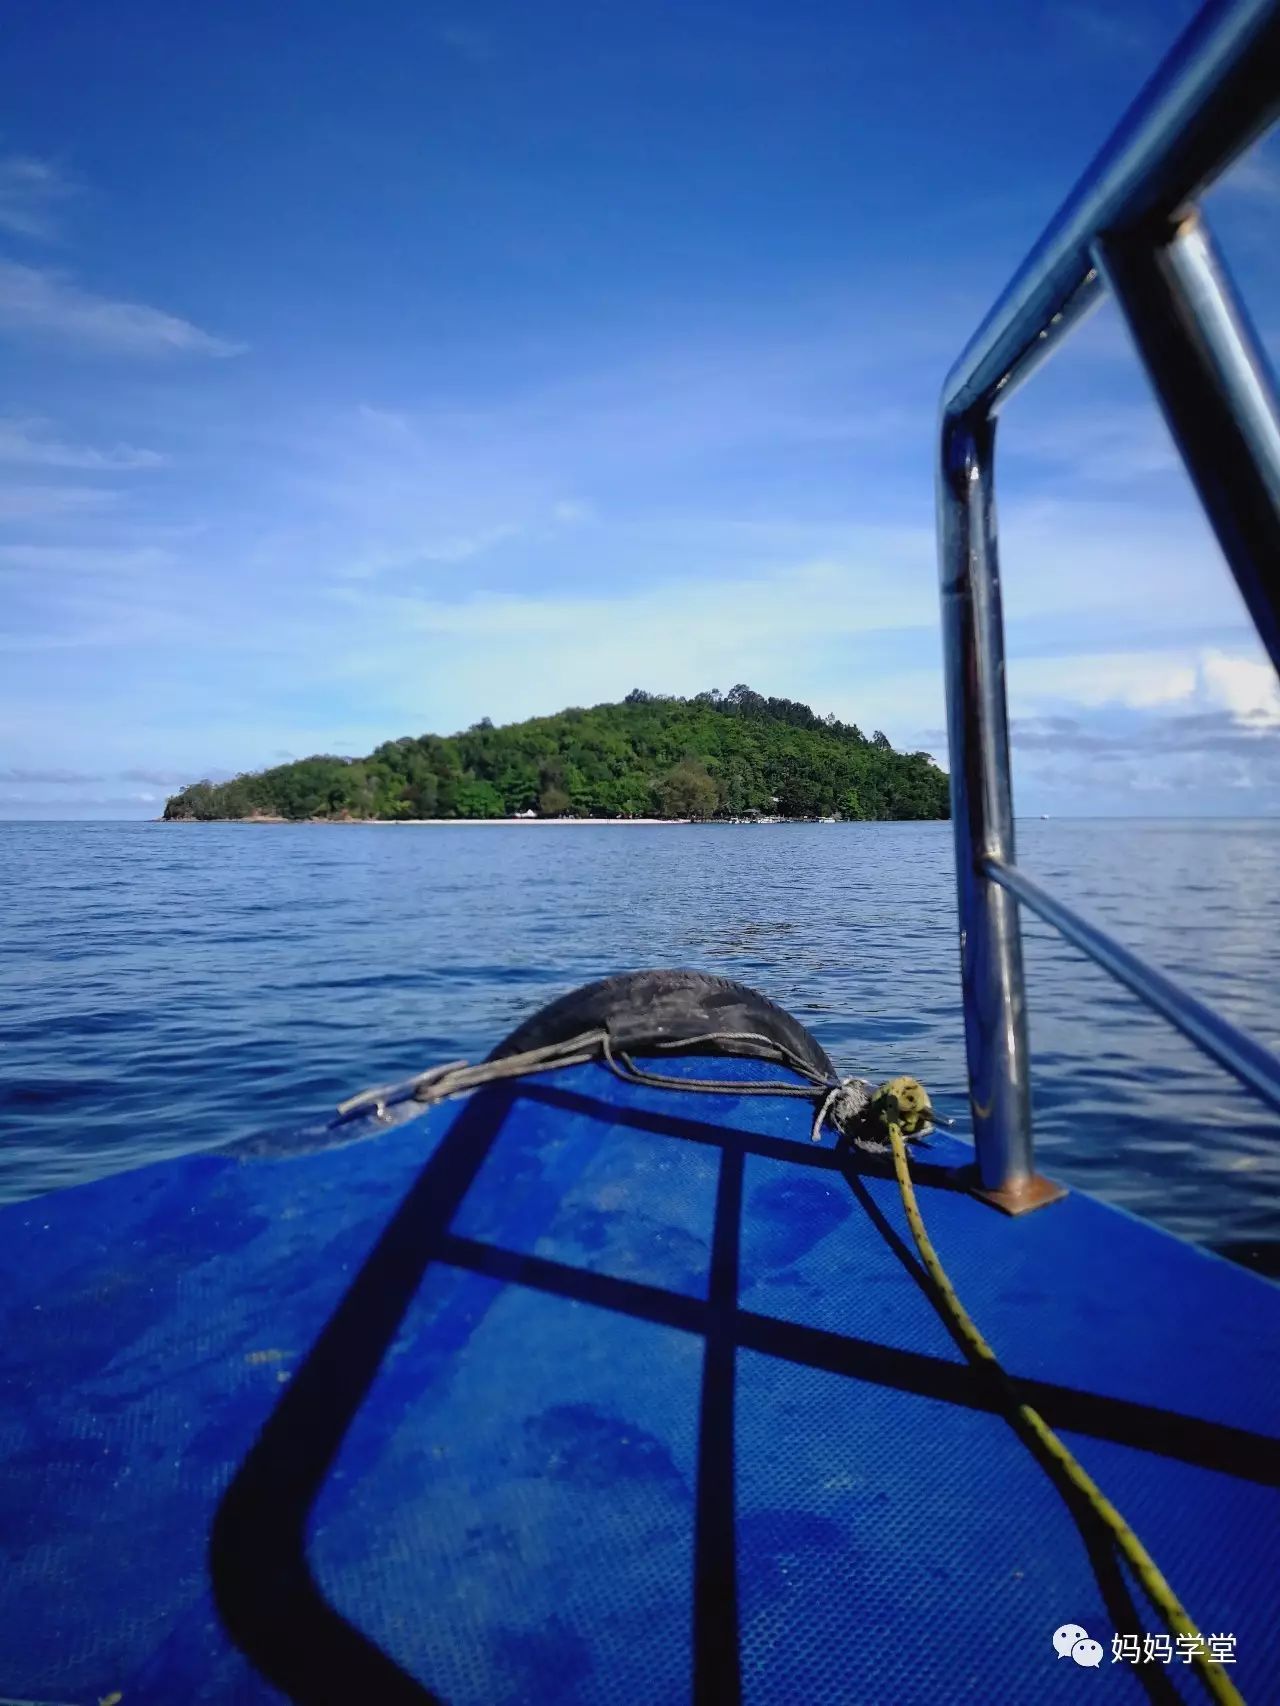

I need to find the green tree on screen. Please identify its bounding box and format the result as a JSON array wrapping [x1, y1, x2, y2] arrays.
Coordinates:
[[657, 760, 718, 819], [539, 784, 571, 816], [454, 779, 505, 818]]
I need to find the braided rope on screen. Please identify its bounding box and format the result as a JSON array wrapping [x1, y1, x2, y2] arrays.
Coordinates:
[[336, 1035, 1245, 1700]]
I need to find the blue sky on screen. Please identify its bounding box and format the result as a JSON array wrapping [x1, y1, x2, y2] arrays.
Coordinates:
[[1, 0, 1278, 818]]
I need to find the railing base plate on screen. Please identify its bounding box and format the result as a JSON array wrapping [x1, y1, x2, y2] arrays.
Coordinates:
[[969, 1172, 1068, 1216]]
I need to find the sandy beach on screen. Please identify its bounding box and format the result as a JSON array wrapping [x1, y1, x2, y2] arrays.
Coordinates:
[[368, 816, 687, 826]]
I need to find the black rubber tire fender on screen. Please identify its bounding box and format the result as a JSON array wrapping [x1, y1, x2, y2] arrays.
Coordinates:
[[488, 968, 833, 1079]]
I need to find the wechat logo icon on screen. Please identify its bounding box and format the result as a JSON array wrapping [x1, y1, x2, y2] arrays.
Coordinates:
[[1053, 1624, 1103, 1668]]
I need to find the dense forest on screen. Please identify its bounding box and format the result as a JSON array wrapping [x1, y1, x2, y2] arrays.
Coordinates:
[[162, 686, 949, 822]]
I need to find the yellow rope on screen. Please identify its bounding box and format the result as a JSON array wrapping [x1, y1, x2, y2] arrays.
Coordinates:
[[340, 1040, 1247, 1704], [885, 1117, 1245, 1706]]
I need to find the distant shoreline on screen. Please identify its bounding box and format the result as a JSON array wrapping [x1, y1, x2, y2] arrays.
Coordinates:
[[161, 815, 693, 826], [160, 686, 950, 825], [155, 814, 923, 827]]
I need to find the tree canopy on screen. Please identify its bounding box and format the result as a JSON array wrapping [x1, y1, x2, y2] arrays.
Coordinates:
[[163, 685, 949, 822]]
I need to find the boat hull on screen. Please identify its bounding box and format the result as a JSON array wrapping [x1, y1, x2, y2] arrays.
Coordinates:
[[2, 1053, 1277, 1703]]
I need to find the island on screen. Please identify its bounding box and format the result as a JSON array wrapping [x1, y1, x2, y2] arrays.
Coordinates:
[[162, 685, 949, 822]]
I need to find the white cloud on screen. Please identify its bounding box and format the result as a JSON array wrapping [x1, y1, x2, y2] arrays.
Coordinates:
[[339, 523, 523, 579], [335, 551, 930, 646], [0, 156, 75, 241], [317, 551, 944, 745], [1198, 648, 1280, 725], [357, 499, 595, 571], [1007, 642, 1280, 809], [0, 260, 1269, 817], [1012, 405, 1179, 484], [0, 535, 190, 654], [0, 262, 245, 357], [999, 495, 1225, 627], [1009, 651, 1199, 711], [0, 416, 166, 470], [1009, 644, 1280, 722]]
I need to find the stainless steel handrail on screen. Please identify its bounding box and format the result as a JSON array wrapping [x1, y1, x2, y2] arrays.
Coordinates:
[[987, 859, 1280, 1116], [937, 0, 1280, 1206]]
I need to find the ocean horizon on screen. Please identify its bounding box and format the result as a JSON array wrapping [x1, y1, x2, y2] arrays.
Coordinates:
[[2, 816, 1277, 1278]]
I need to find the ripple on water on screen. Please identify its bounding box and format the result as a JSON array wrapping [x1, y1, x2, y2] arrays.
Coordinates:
[[0, 818, 1277, 1274]]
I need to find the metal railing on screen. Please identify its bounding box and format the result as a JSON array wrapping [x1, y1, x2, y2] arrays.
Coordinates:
[[937, 0, 1280, 1208]]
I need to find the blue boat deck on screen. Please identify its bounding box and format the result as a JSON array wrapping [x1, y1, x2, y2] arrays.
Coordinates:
[[2, 1055, 1277, 1704]]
